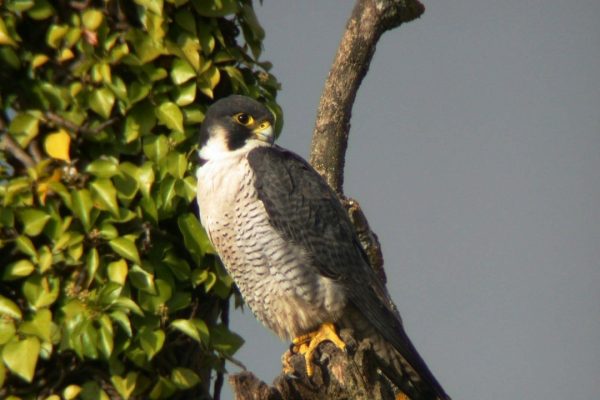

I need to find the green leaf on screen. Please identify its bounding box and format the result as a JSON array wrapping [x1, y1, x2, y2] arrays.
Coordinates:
[[170, 367, 200, 389], [80, 381, 110, 400], [90, 178, 119, 217], [8, 112, 40, 147], [107, 259, 128, 285], [27, 0, 54, 19], [163, 152, 187, 179], [22, 275, 60, 309], [86, 158, 120, 178], [2, 336, 40, 382], [156, 102, 183, 132], [89, 87, 115, 119], [210, 324, 244, 356], [198, 65, 220, 99], [170, 319, 201, 343], [82, 9, 104, 31], [81, 320, 99, 359], [17, 208, 50, 237], [114, 162, 140, 201], [0, 295, 22, 320], [71, 189, 93, 230], [138, 279, 172, 312], [129, 265, 155, 294], [177, 213, 208, 264], [111, 371, 138, 400], [37, 245, 53, 273], [63, 384, 82, 400], [0, 16, 17, 47], [0, 318, 16, 345], [149, 376, 176, 399], [138, 328, 165, 360], [97, 314, 114, 359], [142, 134, 169, 163], [113, 297, 143, 316], [109, 311, 132, 337], [137, 162, 155, 197], [175, 81, 196, 106], [3, 259, 35, 280], [134, 0, 163, 15], [19, 309, 52, 342], [170, 59, 196, 85], [175, 10, 196, 34], [191, 0, 239, 17], [109, 237, 141, 265], [46, 25, 69, 49], [16, 235, 37, 258], [171, 318, 209, 344], [85, 248, 99, 287]]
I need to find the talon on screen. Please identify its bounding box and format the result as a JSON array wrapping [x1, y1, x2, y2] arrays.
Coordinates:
[[290, 322, 346, 376]]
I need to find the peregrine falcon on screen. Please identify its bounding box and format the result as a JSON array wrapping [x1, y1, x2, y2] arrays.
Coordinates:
[[195, 95, 450, 400]]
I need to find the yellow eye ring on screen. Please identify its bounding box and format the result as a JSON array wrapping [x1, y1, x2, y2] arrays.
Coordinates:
[[234, 113, 254, 126]]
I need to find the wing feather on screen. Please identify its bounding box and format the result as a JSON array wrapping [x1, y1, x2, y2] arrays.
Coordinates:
[[246, 146, 447, 399]]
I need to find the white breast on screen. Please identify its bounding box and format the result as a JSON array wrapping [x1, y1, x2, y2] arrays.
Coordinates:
[[196, 152, 347, 340]]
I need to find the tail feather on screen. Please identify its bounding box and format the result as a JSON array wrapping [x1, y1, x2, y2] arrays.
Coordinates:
[[340, 306, 450, 400]]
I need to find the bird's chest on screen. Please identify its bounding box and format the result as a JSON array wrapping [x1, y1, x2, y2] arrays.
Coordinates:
[[196, 156, 274, 281], [196, 157, 346, 339]]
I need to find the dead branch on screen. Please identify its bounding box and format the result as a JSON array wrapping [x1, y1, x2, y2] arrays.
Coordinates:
[[310, 0, 424, 193]]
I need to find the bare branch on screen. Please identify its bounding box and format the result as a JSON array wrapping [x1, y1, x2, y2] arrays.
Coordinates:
[[229, 330, 397, 400], [1, 133, 35, 169], [310, 0, 424, 193]]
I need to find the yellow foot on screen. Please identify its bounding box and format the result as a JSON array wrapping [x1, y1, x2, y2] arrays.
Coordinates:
[[291, 322, 346, 376], [395, 393, 410, 400]]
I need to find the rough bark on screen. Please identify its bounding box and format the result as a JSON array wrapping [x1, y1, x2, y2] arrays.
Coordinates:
[[310, 0, 424, 194], [230, 0, 424, 398], [229, 330, 396, 400]]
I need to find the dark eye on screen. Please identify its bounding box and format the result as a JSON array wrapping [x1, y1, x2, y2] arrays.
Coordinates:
[[235, 113, 253, 126]]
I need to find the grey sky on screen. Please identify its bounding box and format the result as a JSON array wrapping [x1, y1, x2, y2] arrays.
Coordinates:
[[224, 1, 600, 399]]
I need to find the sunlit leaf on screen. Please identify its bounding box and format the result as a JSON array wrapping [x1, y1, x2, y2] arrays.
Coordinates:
[[191, 0, 239, 17], [109, 237, 141, 265], [63, 384, 82, 400], [82, 9, 104, 31], [170, 367, 200, 389], [170, 59, 196, 85], [111, 371, 138, 400], [3, 259, 35, 280], [156, 102, 183, 132], [19, 309, 52, 342], [43, 129, 71, 162], [0, 295, 22, 320], [2, 336, 40, 382], [107, 259, 128, 285], [89, 87, 115, 119], [139, 328, 165, 360], [90, 178, 119, 217], [0, 17, 18, 47]]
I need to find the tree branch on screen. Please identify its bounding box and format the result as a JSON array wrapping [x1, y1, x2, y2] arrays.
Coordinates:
[[310, 0, 424, 193], [229, 330, 397, 400], [1, 133, 35, 169]]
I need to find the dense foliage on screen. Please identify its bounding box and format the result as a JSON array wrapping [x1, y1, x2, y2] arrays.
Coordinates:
[[0, 0, 280, 398]]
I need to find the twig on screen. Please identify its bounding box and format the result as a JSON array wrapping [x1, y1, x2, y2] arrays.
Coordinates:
[[1, 133, 35, 169], [310, 0, 424, 193]]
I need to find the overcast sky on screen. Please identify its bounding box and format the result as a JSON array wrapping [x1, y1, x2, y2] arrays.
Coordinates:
[[224, 1, 600, 399]]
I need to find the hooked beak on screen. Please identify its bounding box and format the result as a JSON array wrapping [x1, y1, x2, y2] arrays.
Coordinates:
[[252, 121, 274, 144]]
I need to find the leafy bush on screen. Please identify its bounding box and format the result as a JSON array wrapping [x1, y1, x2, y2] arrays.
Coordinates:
[[0, 0, 280, 398]]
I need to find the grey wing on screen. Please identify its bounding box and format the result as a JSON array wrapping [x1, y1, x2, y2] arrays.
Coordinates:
[[246, 146, 446, 397]]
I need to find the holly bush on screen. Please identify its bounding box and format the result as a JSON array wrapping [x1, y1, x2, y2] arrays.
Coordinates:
[[0, 0, 280, 398]]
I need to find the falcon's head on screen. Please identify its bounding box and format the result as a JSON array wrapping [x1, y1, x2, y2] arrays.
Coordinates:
[[198, 95, 275, 161]]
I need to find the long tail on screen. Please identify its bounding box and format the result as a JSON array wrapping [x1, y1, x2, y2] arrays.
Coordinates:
[[340, 305, 451, 400]]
